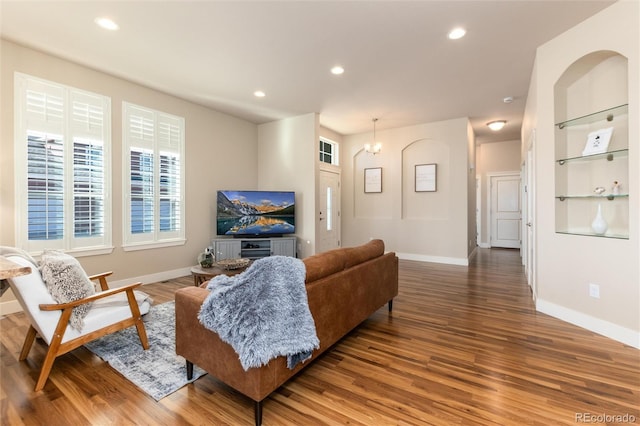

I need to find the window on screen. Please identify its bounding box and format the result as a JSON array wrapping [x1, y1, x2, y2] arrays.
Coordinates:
[[319, 137, 339, 165], [122, 102, 185, 250], [14, 73, 111, 255]]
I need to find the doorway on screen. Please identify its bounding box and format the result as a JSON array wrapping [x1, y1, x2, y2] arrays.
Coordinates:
[[317, 169, 341, 253]]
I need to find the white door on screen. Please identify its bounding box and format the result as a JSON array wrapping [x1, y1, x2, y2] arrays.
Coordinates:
[[317, 169, 341, 253], [525, 133, 536, 298], [490, 174, 521, 248]]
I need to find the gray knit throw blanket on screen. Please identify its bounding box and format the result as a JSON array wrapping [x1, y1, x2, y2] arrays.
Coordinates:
[[198, 255, 319, 371]]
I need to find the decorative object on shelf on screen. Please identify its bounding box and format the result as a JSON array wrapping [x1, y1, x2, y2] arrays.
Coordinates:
[[364, 118, 382, 154], [198, 248, 214, 268], [594, 186, 606, 195], [612, 181, 621, 195], [415, 163, 437, 192], [591, 203, 608, 235], [217, 258, 251, 270], [582, 127, 613, 156], [364, 167, 382, 193]]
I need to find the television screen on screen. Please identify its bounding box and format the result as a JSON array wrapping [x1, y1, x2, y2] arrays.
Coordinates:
[[216, 190, 295, 236]]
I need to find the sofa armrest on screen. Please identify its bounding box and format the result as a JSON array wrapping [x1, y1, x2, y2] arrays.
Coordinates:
[[175, 286, 296, 402]]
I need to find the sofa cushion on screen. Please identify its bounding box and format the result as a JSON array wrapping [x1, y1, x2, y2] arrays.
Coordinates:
[[39, 250, 95, 331], [303, 240, 385, 283], [343, 239, 384, 269], [303, 249, 346, 283]]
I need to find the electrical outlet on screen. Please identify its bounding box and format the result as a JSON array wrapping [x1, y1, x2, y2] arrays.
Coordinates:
[[589, 283, 600, 299]]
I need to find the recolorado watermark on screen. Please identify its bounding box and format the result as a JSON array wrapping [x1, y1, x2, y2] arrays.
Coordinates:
[[575, 412, 636, 423]]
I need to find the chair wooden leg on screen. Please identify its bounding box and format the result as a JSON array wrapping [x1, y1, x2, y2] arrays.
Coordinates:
[[34, 344, 59, 391], [134, 320, 149, 350], [126, 289, 149, 350], [33, 307, 72, 391], [19, 325, 38, 361]]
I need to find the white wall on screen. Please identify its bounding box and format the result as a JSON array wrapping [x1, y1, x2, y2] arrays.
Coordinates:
[[523, 1, 639, 347], [0, 40, 259, 313], [257, 113, 319, 258], [341, 117, 474, 265]]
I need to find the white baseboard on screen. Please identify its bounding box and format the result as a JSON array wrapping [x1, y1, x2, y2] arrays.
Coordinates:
[[0, 266, 192, 317], [0, 299, 23, 316], [108, 266, 192, 288], [478, 242, 491, 248], [536, 298, 640, 349], [396, 252, 469, 266]]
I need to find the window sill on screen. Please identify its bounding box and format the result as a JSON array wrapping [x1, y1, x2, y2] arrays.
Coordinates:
[[122, 239, 186, 252]]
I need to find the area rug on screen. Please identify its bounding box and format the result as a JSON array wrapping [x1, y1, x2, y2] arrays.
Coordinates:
[[84, 301, 206, 401]]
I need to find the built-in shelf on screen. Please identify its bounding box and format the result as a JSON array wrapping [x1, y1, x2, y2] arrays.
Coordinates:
[[554, 56, 629, 240], [556, 194, 629, 201], [555, 103, 628, 129], [555, 230, 629, 239], [556, 148, 628, 165]]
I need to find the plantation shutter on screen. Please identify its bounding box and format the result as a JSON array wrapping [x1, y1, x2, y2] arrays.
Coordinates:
[[24, 80, 66, 241], [123, 102, 185, 249], [158, 116, 182, 234], [70, 91, 108, 241], [15, 73, 112, 254]]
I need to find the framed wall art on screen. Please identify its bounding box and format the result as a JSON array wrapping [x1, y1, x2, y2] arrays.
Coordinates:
[[364, 167, 382, 193], [415, 163, 437, 192]]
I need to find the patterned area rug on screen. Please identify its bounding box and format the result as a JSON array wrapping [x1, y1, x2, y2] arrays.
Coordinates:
[[84, 301, 206, 401]]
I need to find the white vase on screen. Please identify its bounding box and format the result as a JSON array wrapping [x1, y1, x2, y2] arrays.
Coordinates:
[[591, 203, 608, 235]]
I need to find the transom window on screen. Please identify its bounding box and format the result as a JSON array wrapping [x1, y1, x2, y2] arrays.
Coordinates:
[[319, 137, 339, 165]]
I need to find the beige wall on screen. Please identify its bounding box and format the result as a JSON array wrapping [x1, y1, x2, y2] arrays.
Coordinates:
[[476, 139, 522, 246], [524, 1, 639, 347], [341, 117, 474, 265], [257, 113, 318, 258], [0, 40, 259, 313]]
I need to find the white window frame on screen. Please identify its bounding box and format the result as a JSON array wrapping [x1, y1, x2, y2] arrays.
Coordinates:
[[14, 73, 112, 256], [122, 102, 185, 251], [319, 137, 339, 166]]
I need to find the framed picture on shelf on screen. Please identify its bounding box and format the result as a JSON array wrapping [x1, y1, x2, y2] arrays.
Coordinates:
[[364, 167, 382, 193], [415, 163, 437, 192], [582, 127, 613, 156]]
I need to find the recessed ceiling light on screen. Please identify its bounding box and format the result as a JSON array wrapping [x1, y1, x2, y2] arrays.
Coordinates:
[[254, 90, 266, 98], [95, 17, 119, 31], [331, 66, 345, 75], [448, 27, 466, 40], [487, 120, 507, 131]]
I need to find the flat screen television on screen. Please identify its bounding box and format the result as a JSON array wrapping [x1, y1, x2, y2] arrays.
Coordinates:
[[216, 190, 295, 237]]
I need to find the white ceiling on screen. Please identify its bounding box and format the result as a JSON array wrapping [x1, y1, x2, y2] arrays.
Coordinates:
[[1, 0, 614, 142]]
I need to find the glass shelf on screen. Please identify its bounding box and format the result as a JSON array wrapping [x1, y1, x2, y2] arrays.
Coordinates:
[[556, 148, 628, 165], [556, 230, 629, 239], [555, 104, 628, 129], [556, 194, 629, 201]]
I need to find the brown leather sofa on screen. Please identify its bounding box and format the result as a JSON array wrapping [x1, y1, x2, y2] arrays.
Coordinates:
[[175, 239, 398, 425]]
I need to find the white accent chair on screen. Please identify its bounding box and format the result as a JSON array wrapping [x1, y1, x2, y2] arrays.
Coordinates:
[[5, 255, 152, 391]]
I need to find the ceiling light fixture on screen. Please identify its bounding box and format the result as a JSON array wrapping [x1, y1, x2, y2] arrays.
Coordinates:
[[364, 118, 382, 155], [331, 65, 344, 75], [487, 120, 507, 131], [95, 17, 119, 31], [254, 90, 266, 98], [448, 27, 466, 40]]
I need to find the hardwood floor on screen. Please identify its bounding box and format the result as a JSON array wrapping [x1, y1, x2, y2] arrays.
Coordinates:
[[1, 249, 638, 425]]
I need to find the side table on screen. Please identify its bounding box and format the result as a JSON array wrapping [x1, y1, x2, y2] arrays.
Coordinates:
[[190, 264, 248, 286]]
